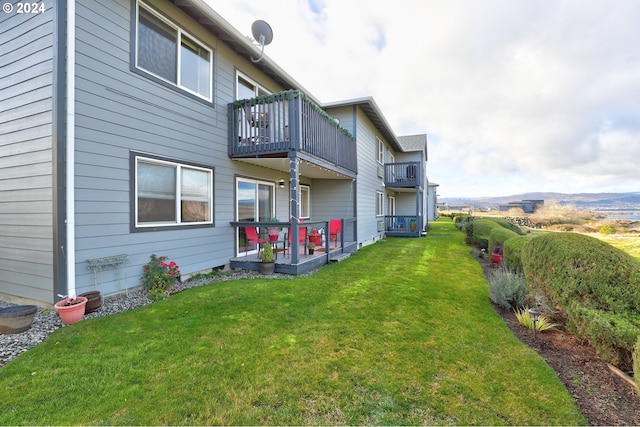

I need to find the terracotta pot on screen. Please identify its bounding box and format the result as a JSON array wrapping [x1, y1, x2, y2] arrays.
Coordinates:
[[54, 297, 87, 325], [79, 291, 102, 314], [0, 305, 38, 334]]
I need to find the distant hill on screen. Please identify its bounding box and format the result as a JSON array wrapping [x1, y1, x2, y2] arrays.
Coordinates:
[[440, 192, 640, 209]]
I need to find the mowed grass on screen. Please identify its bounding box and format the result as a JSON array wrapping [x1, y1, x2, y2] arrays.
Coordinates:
[[0, 220, 585, 425]]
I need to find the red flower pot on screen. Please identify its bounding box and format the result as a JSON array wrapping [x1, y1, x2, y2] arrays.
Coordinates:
[[54, 297, 88, 325]]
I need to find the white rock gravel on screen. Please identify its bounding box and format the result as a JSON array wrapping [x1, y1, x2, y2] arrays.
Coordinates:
[[0, 270, 302, 368]]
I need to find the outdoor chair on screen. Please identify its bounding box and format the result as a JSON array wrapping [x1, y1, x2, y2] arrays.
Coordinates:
[[287, 222, 308, 256], [244, 227, 266, 254], [329, 219, 342, 248]]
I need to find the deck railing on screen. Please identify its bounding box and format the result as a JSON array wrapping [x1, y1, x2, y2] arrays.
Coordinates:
[[383, 161, 424, 188], [228, 90, 357, 175], [384, 215, 420, 234]]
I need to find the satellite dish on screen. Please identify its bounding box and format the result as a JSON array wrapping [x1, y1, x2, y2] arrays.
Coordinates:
[[250, 20, 273, 63]]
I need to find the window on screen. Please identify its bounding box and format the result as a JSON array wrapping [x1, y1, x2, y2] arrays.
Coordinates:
[[376, 191, 384, 216], [134, 155, 213, 228], [300, 185, 310, 219], [237, 73, 269, 99], [388, 195, 396, 216], [136, 1, 212, 101], [376, 137, 384, 164]]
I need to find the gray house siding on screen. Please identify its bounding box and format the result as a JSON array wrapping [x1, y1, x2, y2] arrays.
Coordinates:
[[0, 2, 56, 303], [70, 0, 289, 296], [354, 108, 387, 246]]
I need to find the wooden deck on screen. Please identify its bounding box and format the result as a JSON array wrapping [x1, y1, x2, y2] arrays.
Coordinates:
[[230, 243, 355, 275]]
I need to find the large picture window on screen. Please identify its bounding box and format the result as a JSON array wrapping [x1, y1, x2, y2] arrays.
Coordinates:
[[135, 155, 213, 228], [136, 1, 212, 101]]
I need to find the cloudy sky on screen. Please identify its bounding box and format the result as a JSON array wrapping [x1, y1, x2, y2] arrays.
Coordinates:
[[206, 0, 640, 198]]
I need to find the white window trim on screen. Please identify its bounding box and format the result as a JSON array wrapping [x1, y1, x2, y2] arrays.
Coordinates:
[[236, 71, 270, 99], [136, 0, 213, 102], [135, 155, 213, 228], [300, 184, 310, 219], [376, 191, 384, 217], [376, 137, 384, 164]]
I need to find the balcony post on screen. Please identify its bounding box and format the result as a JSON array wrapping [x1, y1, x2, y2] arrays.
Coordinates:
[[289, 152, 301, 264]]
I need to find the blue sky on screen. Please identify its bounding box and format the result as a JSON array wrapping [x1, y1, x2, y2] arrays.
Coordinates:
[[207, 0, 640, 198]]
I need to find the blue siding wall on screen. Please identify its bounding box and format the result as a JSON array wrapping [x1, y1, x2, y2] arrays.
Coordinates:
[[0, 1, 55, 303], [72, 0, 286, 295]]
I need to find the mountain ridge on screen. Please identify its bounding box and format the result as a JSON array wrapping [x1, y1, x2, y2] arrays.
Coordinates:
[[440, 192, 640, 208]]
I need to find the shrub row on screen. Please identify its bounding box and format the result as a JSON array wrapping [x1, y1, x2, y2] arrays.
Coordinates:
[[466, 217, 524, 251], [521, 232, 640, 370], [502, 236, 533, 273], [488, 227, 519, 256]]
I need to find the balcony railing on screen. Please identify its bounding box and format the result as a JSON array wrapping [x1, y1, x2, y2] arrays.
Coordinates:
[[384, 161, 424, 188], [384, 215, 421, 235], [228, 90, 357, 175]]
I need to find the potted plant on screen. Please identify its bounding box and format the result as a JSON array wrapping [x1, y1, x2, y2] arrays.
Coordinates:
[[259, 242, 276, 275], [410, 218, 417, 232], [54, 295, 88, 325], [307, 242, 315, 255], [267, 218, 280, 242]]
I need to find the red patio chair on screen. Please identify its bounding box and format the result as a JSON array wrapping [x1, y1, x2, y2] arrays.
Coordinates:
[[329, 219, 341, 248], [244, 227, 266, 250], [287, 222, 308, 256]]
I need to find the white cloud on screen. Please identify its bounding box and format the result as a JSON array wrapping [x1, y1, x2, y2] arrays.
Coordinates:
[[206, 0, 640, 197]]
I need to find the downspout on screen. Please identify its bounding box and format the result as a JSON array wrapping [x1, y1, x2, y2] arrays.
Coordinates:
[[65, 0, 76, 296]]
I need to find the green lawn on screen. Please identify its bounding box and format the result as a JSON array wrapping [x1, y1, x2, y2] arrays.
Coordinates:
[[0, 220, 585, 425]]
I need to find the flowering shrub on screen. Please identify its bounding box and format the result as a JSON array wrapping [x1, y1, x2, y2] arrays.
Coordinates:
[[142, 254, 180, 300]]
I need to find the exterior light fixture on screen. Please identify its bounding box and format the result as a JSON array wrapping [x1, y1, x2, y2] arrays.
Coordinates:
[[528, 308, 540, 339], [278, 179, 285, 189]]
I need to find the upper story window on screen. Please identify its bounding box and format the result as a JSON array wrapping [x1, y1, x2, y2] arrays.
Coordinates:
[[136, 1, 213, 102], [376, 137, 384, 164], [237, 73, 270, 99]]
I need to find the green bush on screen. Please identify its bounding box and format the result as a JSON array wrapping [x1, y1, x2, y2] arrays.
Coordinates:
[[503, 236, 533, 273], [486, 269, 529, 310], [567, 305, 640, 369], [486, 218, 525, 235], [488, 227, 519, 255], [471, 219, 502, 250], [522, 232, 640, 314], [453, 214, 473, 231], [521, 232, 640, 369], [599, 223, 616, 235]]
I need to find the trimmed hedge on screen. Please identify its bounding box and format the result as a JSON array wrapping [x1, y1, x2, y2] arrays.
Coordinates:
[[521, 232, 640, 369], [522, 232, 640, 314], [485, 218, 525, 235], [488, 227, 519, 255], [503, 236, 533, 273], [470, 219, 502, 250]]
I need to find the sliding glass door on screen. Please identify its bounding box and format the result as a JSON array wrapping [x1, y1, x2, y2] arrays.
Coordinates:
[[237, 178, 274, 256]]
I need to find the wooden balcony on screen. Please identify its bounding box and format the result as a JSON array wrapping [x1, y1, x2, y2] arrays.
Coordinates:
[[228, 91, 357, 177], [384, 161, 424, 189]]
